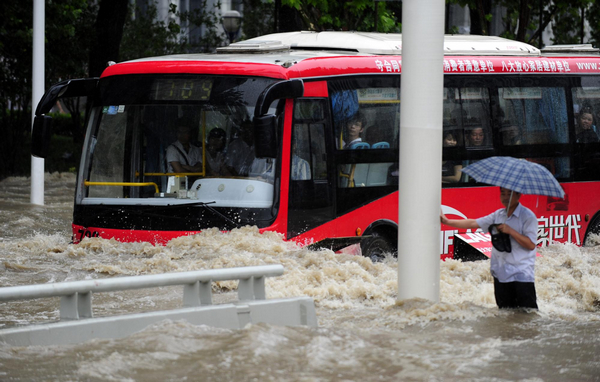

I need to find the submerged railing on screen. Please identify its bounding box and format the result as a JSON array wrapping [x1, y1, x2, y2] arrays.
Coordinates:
[[0, 265, 317, 346], [0, 265, 282, 320]]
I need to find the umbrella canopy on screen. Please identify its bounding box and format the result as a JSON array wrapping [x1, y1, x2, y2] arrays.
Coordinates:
[[462, 156, 565, 198]]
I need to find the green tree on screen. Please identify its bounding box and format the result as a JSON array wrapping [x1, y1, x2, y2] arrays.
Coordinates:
[[0, 2, 32, 178], [242, 0, 276, 39], [120, 2, 187, 60], [281, 0, 400, 32], [89, 0, 129, 77], [184, 1, 226, 52], [448, 0, 598, 48], [497, 0, 592, 46], [47, 0, 96, 143], [120, 0, 226, 60], [587, 2, 600, 48], [0, 0, 229, 179], [0, 0, 96, 177], [449, 0, 493, 35]]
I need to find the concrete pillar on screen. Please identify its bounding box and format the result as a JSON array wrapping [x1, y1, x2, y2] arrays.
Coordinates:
[[31, 0, 45, 206], [397, 0, 445, 302]]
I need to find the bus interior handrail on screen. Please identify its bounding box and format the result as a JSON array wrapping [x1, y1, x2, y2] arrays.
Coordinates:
[[141, 172, 204, 177]]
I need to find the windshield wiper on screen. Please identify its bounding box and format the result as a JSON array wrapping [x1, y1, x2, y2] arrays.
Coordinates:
[[88, 201, 241, 229], [183, 201, 241, 229]]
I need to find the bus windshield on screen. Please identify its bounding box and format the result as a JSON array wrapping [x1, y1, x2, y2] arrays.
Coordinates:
[[82, 75, 277, 208]]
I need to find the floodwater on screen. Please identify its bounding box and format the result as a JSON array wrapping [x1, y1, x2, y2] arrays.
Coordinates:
[[0, 174, 599, 381]]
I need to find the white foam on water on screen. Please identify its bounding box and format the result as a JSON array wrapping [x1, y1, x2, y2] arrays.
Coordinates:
[[1, 224, 599, 328], [2, 174, 600, 380]]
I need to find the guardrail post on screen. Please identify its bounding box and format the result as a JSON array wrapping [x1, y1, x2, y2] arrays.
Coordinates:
[[253, 276, 265, 300], [78, 292, 93, 318], [238, 276, 266, 301], [199, 281, 212, 305], [183, 281, 213, 307], [238, 277, 253, 300], [60, 294, 79, 320]]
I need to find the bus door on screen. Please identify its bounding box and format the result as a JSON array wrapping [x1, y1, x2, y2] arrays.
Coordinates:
[[287, 99, 335, 238]]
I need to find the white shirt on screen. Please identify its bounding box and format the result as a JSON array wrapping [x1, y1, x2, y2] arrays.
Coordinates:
[[291, 154, 311, 180], [476, 203, 538, 283], [166, 141, 202, 173], [343, 138, 362, 149], [206, 150, 225, 175]]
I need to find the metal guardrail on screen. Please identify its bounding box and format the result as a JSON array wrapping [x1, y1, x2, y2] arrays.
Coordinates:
[[0, 265, 283, 320], [0, 265, 317, 346]]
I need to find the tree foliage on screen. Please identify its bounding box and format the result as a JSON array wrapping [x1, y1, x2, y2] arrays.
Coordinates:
[[0, 2, 33, 177], [0, 0, 98, 176], [281, 0, 401, 32], [120, 0, 226, 61], [448, 0, 600, 48], [3, 0, 600, 179], [241, 0, 276, 38], [0, 0, 227, 179]]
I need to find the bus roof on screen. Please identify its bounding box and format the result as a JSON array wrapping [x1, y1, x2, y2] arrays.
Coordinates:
[[102, 32, 600, 79], [217, 31, 541, 56]]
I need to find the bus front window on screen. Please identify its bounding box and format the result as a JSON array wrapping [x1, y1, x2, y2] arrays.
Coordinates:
[[83, 75, 277, 210]]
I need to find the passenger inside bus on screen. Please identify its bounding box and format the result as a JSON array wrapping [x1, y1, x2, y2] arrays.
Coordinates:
[[225, 120, 273, 179], [166, 124, 203, 173], [501, 123, 523, 146], [205, 127, 231, 176], [441, 131, 462, 183], [225, 120, 256, 176], [576, 108, 600, 143], [466, 126, 487, 148], [343, 113, 368, 149], [291, 140, 311, 180]]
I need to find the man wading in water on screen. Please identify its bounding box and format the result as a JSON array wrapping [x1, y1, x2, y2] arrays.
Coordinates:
[[441, 187, 538, 309]]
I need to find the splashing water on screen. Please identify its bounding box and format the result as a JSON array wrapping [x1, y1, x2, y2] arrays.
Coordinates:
[[0, 175, 599, 381]]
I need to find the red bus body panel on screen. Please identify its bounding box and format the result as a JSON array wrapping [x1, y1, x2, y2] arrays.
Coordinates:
[[72, 53, 600, 256]]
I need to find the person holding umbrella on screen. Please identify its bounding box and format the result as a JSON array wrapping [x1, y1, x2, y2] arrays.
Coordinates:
[[440, 156, 565, 310], [441, 187, 538, 309]]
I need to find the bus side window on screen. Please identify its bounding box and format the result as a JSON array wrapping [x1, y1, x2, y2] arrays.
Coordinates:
[[309, 123, 327, 180], [292, 99, 328, 181], [291, 125, 312, 181], [441, 87, 492, 185], [330, 86, 400, 150], [572, 83, 600, 180], [498, 87, 568, 145]]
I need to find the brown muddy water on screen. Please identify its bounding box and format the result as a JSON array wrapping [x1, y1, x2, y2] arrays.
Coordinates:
[[0, 174, 599, 381]]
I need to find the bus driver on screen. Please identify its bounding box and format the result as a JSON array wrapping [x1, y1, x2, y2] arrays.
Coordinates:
[[166, 125, 203, 173]]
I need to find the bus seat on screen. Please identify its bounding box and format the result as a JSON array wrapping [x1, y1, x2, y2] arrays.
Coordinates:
[[349, 142, 370, 149], [366, 163, 390, 186], [371, 141, 390, 149]]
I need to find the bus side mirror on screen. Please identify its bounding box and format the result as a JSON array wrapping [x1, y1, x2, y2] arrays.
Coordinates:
[[253, 79, 304, 159], [254, 115, 277, 158], [31, 115, 53, 158]]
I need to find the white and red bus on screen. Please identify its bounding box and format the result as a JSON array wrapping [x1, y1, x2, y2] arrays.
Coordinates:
[[33, 32, 600, 259]]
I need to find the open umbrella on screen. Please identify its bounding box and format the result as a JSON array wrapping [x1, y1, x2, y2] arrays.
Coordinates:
[[462, 156, 565, 198]]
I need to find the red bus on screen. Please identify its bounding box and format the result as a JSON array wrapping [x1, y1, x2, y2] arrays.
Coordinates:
[[33, 32, 600, 259]]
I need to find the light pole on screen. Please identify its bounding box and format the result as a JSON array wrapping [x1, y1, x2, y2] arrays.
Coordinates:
[[222, 10, 242, 44]]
